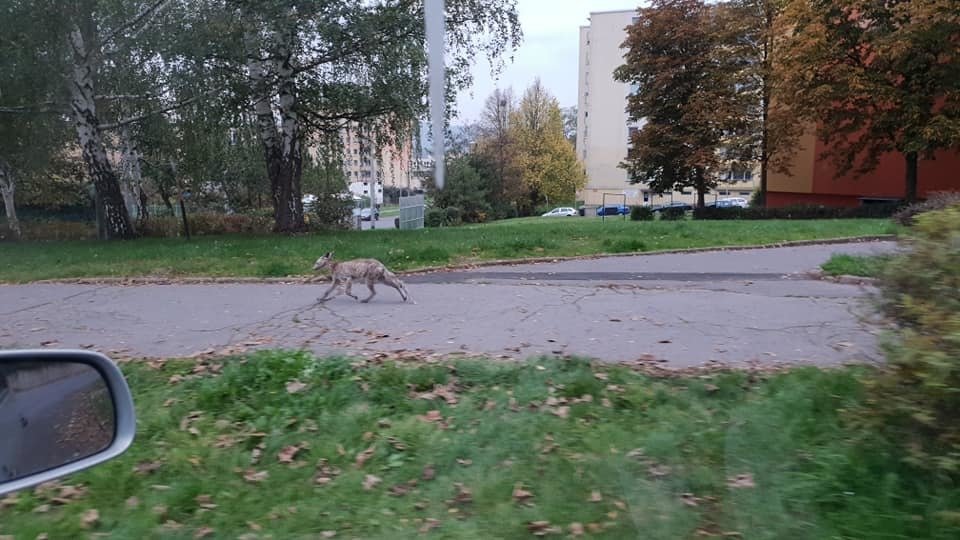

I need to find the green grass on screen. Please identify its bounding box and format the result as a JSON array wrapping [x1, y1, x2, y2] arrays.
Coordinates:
[[1, 352, 957, 539], [821, 254, 892, 277], [0, 218, 895, 282]]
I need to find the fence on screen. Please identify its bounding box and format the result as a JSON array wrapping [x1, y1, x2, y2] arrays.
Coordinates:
[[398, 194, 425, 230]]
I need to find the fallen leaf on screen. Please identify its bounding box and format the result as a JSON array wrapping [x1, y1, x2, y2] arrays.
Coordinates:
[[285, 380, 307, 394], [526, 521, 561, 536], [594, 372, 609, 381], [681, 493, 699, 507], [422, 464, 436, 481], [601, 398, 613, 408], [552, 406, 570, 419], [355, 445, 376, 468], [484, 400, 497, 411], [704, 384, 720, 393], [727, 473, 755, 489], [250, 442, 265, 465], [33, 504, 51, 514], [278, 443, 308, 464], [153, 505, 169, 518], [195, 494, 217, 510], [588, 491, 603, 503], [336, 444, 346, 456], [126, 496, 140, 509], [0, 494, 18, 508], [456, 458, 473, 467], [133, 460, 163, 475], [614, 500, 627, 510], [36, 534, 50, 540], [362, 474, 382, 491], [420, 410, 444, 423], [321, 532, 337, 539], [242, 470, 269, 483], [389, 484, 411, 497], [512, 484, 535, 504], [569, 522, 585, 536], [648, 464, 672, 478], [247, 522, 262, 531], [194, 527, 215, 539], [81, 509, 100, 529], [451, 483, 473, 505], [419, 518, 441, 533]]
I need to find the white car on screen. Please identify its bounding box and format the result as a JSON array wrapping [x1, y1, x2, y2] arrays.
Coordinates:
[[542, 207, 577, 217], [718, 197, 749, 208]]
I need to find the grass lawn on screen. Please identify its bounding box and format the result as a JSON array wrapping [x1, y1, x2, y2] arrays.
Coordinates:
[[821, 254, 892, 277], [1, 352, 956, 539], [0, 218, 895, 283], [0, 218, 895, 282]]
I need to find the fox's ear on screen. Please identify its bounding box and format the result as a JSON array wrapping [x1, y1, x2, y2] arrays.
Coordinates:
[[323, 251, 331, 258]]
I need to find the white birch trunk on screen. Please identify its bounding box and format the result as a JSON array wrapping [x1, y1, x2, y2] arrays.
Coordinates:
[[119, 124, 146, 222], [0, 162, 21, 240], [67, 23, 136, 239]]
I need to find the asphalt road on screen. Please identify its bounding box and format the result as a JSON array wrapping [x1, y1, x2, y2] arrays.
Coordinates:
[[0, 241, 895, 367]]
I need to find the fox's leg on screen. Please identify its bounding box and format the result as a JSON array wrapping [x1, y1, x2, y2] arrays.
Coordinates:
[[383, 273, 409, 302], [361, 279, 377, 303], [344, 279, 359, 301], [318, 278, 340, 302]]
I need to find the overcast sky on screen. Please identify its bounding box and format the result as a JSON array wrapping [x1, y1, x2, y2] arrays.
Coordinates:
[[453, 1, 644, 122]]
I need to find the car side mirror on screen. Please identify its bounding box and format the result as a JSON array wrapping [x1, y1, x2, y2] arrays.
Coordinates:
[[0, 350, 135, 495]]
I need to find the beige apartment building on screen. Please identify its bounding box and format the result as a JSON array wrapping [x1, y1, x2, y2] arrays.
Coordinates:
[[339, 127, 421, 203], [576, 9, 757, 207]]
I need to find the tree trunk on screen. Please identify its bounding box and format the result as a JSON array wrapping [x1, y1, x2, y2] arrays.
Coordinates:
[[0, 163, 21, 240], [248, 43, 305, 233], [905, 151, 919, 203], [697, 187, 706, 209], [119, 124, 148, 228], [67, 24, 136, 240]]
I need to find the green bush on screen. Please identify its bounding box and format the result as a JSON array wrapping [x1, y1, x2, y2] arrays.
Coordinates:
[[892, 191, 960, 226], [141, 212, 274, 237], [860, 205, 960, 475], [693, 203, 901, 220], [306, 195, 354, 231], [425, 207, 445, 227], [444, 206, 463, 226], [659, 206, 687, 221], [630, 206, 654, 221]]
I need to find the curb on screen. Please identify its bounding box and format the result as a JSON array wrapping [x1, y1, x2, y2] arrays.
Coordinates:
[[6, 235, 896, 286]]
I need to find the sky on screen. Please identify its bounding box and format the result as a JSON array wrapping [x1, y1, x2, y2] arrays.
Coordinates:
[[453, 0, 643, 122]]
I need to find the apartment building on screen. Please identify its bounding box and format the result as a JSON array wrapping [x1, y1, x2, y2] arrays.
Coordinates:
[[576, 9, 757, 207]]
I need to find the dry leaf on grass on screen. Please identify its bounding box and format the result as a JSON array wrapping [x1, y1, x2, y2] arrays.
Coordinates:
[[419, 518, 441, 533], [569, 522, 585, 536], [278, 443, 308, 464], [512, 484, 535, 505], [362, 474, 382, 491], [355, 445, 376, 468], [242, 469, 269, 483], [527, 521, 561, 536], [420, 410, 444, 423], [81, 509, 100, 529], [133, 461, 163, 475], [450, 483, 473, 505], [552, 406, 570, 419], [285, 380, 307, 394], [727, 473, 755, 489], [588, 491, 603, 503], [195, 494, 217, 510], [194, 527, 215, 539], [321, 532, 337, 538], [422, 464, 436, 481]]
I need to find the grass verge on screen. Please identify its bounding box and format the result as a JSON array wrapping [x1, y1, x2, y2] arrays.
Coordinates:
[[1, 352, 957, 539], [821, 254, 891, 277], [0, 218, 895, 282]]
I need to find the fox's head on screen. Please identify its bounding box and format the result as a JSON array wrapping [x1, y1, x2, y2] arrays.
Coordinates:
[[312, 251, 334, 271]]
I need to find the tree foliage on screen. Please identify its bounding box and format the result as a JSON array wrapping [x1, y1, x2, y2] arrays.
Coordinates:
[[616, 0, 744, 208], [774, 0, 960, 202]]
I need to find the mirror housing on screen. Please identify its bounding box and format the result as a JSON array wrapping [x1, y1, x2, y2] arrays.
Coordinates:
[[0, 350, 135, 496]]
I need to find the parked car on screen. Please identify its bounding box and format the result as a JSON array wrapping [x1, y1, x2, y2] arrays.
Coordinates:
[[352, 208, 374, 221], [652, 202, 693, 213], [542, 207, 577, 217], [720, 197, 749, 208], [596, 205, 630, 216]]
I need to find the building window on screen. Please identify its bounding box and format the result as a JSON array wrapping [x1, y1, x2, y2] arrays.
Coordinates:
[[719, 190, 729, 196], [739, 191, 751, 196], [726, 169, 754, 182], [643, 192, 650, 202], [681, 190, 692, 195]]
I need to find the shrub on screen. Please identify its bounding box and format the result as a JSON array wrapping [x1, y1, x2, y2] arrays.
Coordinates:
[[306, 194, 354, 230], [693, 203, 901, 220], [425, 207, 446, 227], [859, 205, 960, 475], [141, 212, 273, 237], [659, 206, 687, 221], [630, 206, 654, 221], [444, 206, 463, 226], [892, 191, 960, 226]]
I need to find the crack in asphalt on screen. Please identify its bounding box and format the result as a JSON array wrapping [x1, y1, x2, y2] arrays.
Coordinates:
[[0, 286, 109, 317]]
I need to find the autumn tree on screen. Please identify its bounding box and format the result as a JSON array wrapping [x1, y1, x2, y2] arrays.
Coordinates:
[[715, 0, 785, 207], [511, 79, 586, 211], [775, 0, 960, 202], [473, 88, 525, 215], [617, 0, 744, 208]]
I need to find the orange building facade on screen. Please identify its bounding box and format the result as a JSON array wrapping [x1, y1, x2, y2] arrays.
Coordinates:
[[768, 129, 960, 207]]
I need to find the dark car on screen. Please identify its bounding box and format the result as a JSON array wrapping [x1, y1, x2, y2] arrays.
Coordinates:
[[596, 205, 630, 216], [652, 202, 693, 213]]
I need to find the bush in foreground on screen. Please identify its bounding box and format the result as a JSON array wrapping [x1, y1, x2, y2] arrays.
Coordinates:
[[892, 191, 960, 226], [693, 203, 901, 220], [860, 205, 960, 475], [630, 206, 654, 221]]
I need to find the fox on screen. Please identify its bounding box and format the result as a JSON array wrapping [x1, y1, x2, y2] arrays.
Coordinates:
[[312, 251, 410, 303]]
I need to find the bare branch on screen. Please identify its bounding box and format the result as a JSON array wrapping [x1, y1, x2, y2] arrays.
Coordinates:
[[95, 94, 153, 101], [100, 0, 170, 50]]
